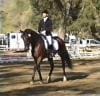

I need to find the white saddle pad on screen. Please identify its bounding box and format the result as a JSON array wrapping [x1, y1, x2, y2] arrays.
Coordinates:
[[42, 37, 59, 51]]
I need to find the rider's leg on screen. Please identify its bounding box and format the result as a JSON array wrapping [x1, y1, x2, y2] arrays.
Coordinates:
[[46, 31, 53, 47], [46, 35, 53, 48], [46, 31, 54, 57]]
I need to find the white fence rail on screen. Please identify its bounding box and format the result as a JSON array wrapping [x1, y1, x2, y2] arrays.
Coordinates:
[[0, 45, 8, 51], [66, 45, 100, 59], [0, 43, 100, 60]]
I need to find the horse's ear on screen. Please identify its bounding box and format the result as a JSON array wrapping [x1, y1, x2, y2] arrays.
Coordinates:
[[20, 30, 23, 33]]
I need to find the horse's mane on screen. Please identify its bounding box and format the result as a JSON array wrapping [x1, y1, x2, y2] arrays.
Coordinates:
[[24, 29, 38, 35], [24, 29, 41, 40]]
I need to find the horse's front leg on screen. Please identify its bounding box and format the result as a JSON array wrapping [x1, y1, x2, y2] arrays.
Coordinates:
[[30, 56, 43, 84], [47, 57, 54, 83], [30, 64, 37, 84], [30, 63, 43, 84], [61, 58, 67, 82], [37, 63, 43, 83]]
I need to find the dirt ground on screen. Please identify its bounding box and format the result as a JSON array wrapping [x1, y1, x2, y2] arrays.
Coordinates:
[[0, 60, 100, 96]]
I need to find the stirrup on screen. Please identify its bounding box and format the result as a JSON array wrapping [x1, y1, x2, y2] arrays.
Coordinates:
[[49, 52, 54, 58], [47, 49, 54, 58]]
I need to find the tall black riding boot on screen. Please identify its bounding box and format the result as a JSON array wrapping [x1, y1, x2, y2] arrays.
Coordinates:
[[48, 45, 54, 58]]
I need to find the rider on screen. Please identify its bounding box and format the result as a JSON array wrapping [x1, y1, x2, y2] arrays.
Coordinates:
[[38, 10, 54, 57]]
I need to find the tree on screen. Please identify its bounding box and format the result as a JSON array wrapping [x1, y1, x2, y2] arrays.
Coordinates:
[[30, 0, 84, 38], [1, 0, 100, 39], [3, 0, 33, 32]]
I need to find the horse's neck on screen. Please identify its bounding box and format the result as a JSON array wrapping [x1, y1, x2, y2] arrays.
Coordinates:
[[30, 34, 41, 49]]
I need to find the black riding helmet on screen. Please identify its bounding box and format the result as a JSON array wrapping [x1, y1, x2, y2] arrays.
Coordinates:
[[42, 10, 49, 14]]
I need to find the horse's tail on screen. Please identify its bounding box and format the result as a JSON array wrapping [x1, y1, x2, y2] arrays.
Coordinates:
[[64, 49, 73, 69], [57, 37, 73, 69]]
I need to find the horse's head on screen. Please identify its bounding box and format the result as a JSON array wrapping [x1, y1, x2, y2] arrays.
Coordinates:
[[20, 29, 32, 51], [20, 29, 41, 51]]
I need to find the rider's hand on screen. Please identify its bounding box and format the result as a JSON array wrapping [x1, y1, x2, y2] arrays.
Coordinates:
[[41, 30, 46, 35]]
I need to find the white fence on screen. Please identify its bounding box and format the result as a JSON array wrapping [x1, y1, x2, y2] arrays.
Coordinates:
[[66, 45, 100, 59], [0, 34, 8, 51], [0, 33, 24, 51], [0, 45, 8, 51], [0, 32, 100, 60]]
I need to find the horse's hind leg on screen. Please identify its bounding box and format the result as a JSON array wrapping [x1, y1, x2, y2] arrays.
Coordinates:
[[47, 57, 54, 83]]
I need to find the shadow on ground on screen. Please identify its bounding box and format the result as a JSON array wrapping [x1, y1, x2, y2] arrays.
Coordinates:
[[0, 72, 89, 96]]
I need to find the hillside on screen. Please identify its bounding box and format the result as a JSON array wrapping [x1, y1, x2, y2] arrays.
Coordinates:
[[0, 0, 100, 39]]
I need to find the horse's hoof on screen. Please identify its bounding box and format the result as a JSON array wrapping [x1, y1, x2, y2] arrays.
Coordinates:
[[63, 80, 67, 82], [47, 76, 51, 83], [63, 76, 67, 82], [39, 81, 43, 84], [30, 81, 34, 85]]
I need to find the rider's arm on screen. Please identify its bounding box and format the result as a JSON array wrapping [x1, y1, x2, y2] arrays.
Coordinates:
[[38, 20, 42, 33], [46, 19, 53, 35]]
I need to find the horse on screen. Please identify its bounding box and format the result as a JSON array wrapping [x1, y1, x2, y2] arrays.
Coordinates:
[[21, 29, 73, 84]]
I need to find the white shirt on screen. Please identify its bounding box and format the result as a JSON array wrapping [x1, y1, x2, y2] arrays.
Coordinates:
[[43, 17, 48, 22]]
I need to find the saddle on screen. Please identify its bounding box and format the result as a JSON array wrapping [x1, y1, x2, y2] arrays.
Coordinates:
[[41, 35, 59, 57]]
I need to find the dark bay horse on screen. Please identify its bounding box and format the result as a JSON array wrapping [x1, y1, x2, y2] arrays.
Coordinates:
[[21, 29, 73, 83]]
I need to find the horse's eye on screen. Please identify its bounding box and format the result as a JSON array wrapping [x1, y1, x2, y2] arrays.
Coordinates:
[[28, 34, 31, 37]]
